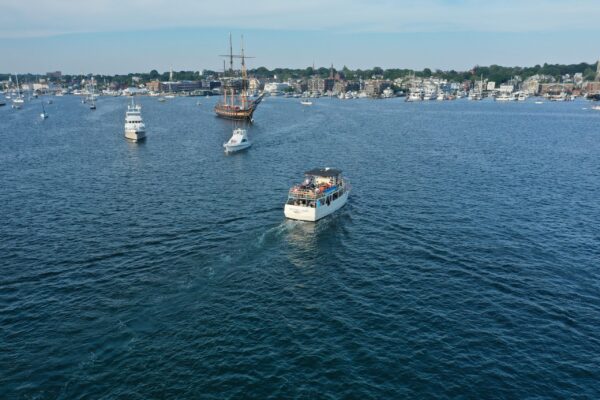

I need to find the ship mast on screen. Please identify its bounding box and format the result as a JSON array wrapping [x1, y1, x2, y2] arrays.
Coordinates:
[[228, 32, 234, 76], [217, 34, 255, 111], [241, 35, 247, 108]]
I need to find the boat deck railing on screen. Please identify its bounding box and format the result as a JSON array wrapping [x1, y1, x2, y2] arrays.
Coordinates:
[[288, 182, 347, 200]]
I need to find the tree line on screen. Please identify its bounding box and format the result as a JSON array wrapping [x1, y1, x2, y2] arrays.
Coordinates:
[[2, 62, 597, 86]]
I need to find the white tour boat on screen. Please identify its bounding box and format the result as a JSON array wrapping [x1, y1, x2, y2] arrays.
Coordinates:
[[124, 98, 146, 141], [223, 128, 251, 153], [284, 168, 350, 222]]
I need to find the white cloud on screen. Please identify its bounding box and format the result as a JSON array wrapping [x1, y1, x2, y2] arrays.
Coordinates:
[[1, 0, 599, 38]]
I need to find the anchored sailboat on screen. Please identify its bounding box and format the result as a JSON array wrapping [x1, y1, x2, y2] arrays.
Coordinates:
[[11, 74, 24, 109]]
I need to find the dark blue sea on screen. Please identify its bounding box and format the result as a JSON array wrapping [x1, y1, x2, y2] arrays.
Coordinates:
[[1, 95, 600, 399]]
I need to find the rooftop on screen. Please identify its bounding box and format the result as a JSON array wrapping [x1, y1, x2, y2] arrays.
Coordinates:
[[304, 167, 342, 177]]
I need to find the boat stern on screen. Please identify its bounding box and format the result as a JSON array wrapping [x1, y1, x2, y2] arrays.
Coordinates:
[[284, 204, 317, 221]]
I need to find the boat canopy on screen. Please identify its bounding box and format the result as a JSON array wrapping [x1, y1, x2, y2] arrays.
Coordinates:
[[304, 168, 342, 177]]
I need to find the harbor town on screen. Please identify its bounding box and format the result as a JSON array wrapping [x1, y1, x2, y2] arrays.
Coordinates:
[[3, 59, 600, 104]]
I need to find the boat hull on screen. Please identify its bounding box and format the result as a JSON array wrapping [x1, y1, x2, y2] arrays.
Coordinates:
[[125, 129, 146, 142], [224, 142, 251, 153], [215, 94, 263, 120], [214, 104, 256, 120], [284, 191, 349, 222]]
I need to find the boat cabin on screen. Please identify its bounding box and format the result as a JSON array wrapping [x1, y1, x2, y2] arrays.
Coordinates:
[[287, 168, 346, 208]]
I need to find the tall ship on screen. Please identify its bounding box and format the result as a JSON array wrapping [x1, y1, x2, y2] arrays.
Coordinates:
[[284, 168, 350, 222], [214, 35, 263, 121]]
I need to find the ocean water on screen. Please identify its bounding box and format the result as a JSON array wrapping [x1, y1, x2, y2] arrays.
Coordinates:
[[1, 95, 600, 399]]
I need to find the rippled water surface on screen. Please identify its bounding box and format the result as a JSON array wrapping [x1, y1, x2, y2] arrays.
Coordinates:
[[1, 96, 600, 398]]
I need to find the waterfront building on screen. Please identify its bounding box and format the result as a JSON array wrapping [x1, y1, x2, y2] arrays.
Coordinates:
[[364, 79, 391, 97], [540, 83, 574, 95], [152, 80, 202, 93], [248, 77, 262, 92], [46, 71, 62, 79], [523, 79, 540, 95], [264, 82, 290, 94], [308, 76, 325, 93], [584, 81, 600, 94], [333, 80, 347, 94], [146, 80, 160, 92], [499, 83, 514, 93]]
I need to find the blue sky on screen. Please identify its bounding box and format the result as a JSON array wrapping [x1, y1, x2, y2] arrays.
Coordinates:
[[1, 0, 599, 74]]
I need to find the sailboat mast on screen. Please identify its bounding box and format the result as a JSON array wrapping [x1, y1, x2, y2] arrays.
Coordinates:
[[15, 74, 21, 98]]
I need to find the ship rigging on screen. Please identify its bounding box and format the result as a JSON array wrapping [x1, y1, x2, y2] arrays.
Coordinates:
[[214, 34, 263, 121]]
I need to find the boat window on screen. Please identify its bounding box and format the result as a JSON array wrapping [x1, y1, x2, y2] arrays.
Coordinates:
[[241, 139, 247, 142]]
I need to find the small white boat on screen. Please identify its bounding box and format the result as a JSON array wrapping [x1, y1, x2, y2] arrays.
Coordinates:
[[300, 99, 313, 106], [284, 168, 350, 222], [591, 105, 600, 111], [535, 101, 544, 104], [164, 94, 175, 99], [158, 97, 166, 102], [12, 98, 24, 109], [124, 98, 146, 141], [223, 128, 251, 153]]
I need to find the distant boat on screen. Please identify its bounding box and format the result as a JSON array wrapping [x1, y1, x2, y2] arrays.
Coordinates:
[[88, 76, 97, 110], [158, 97, 166, 102], [11, 74, 24, 109], [0, 99, 6, 107], [406, 90, 423, 102], [300, 96, 312, 106], [40, 101, 48, 119]]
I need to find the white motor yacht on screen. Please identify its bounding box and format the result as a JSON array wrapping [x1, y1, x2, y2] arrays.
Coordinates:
[[284, 168, 350, 222], [496, 92, 516, 101], [124, 98, 146, 141], [223, 128, 251, 153], [406, 90, 423, 102]]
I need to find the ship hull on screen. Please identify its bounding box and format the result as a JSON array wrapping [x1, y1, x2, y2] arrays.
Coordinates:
[[284, 191, 349, 222], [214, 94, 263, 120], [125, 129, 146, 142], [214, 105, 256, 120]]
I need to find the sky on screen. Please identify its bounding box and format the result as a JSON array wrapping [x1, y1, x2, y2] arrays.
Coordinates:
[[1, 0, 599, 74]]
